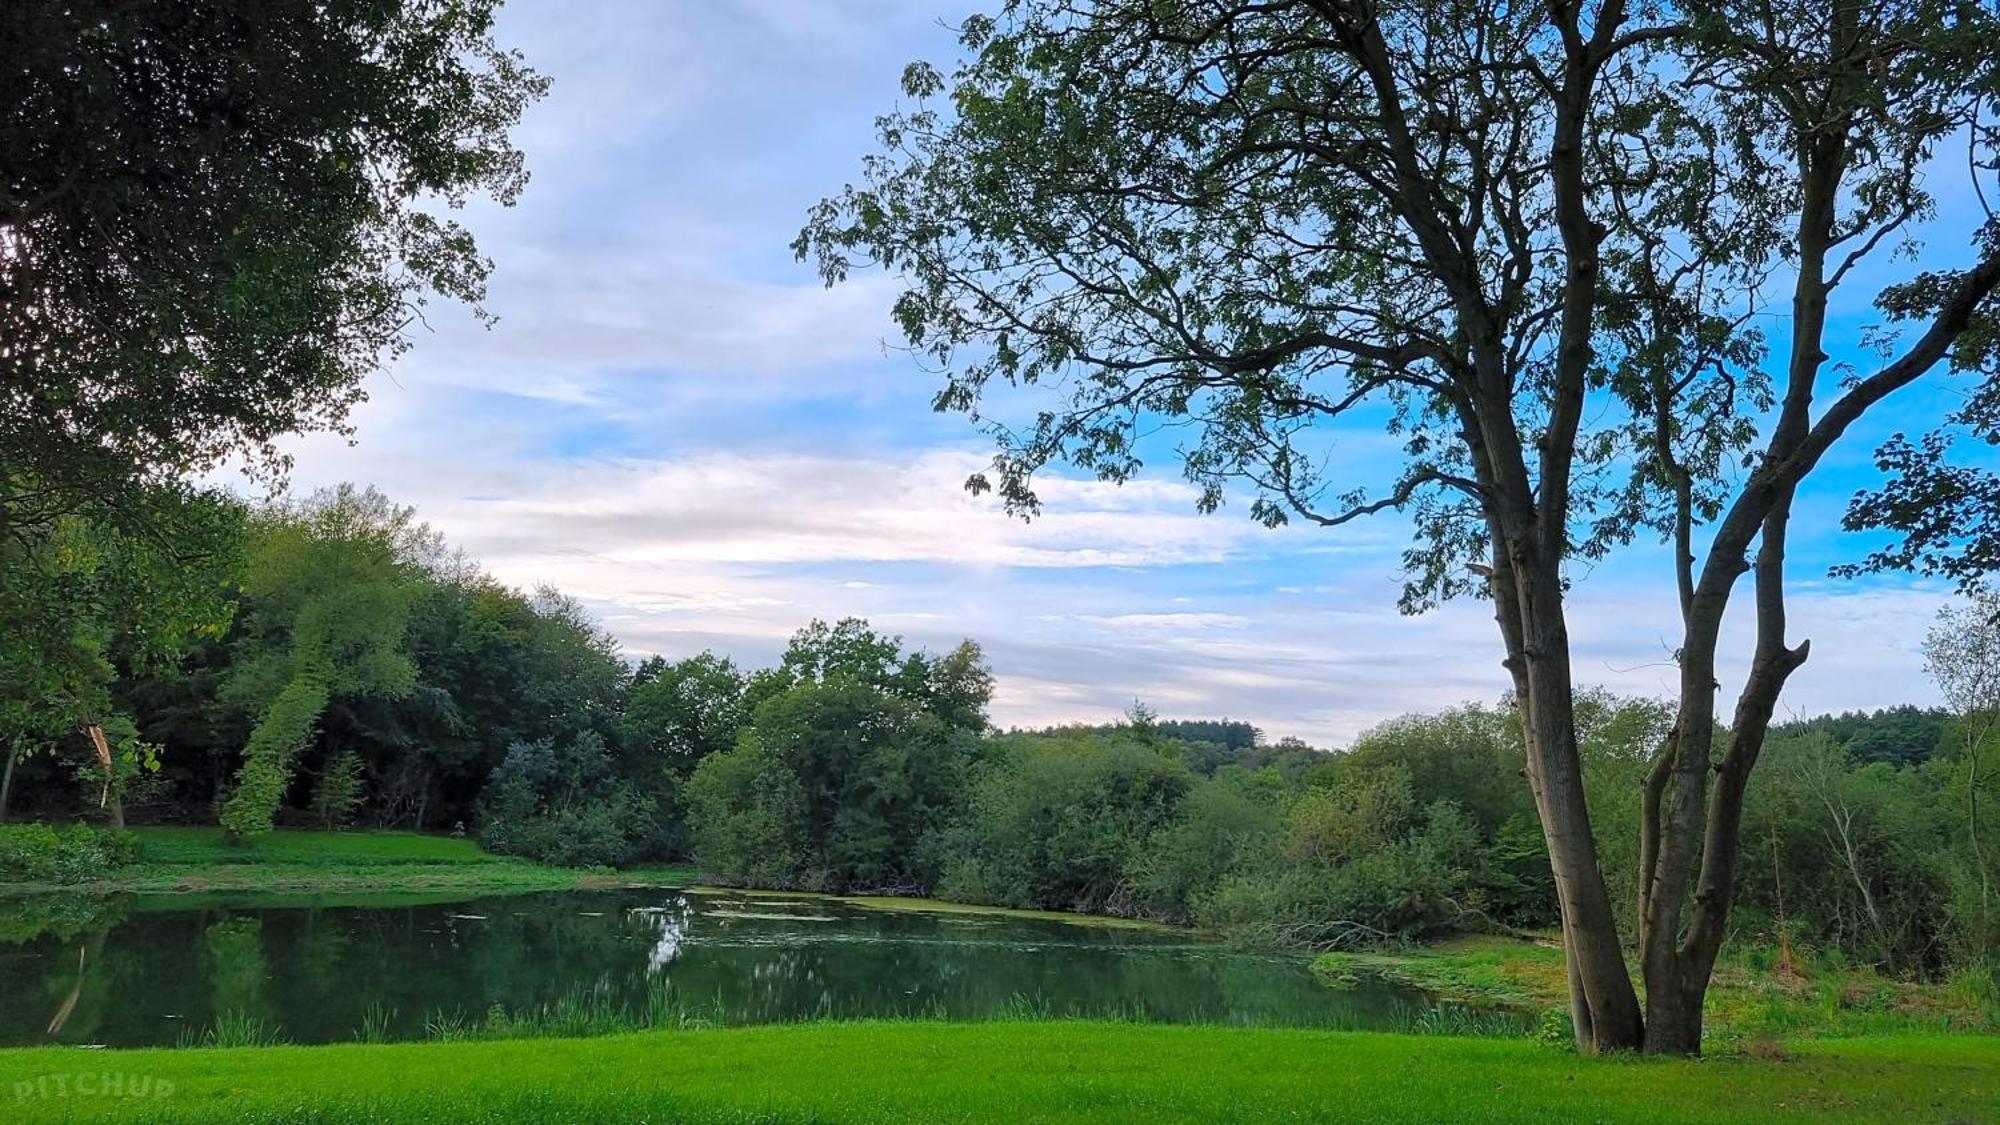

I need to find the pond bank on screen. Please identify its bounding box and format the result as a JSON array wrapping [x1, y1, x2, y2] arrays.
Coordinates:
[[1314, 934, 2000, 1045], [690, 884, 1179, 932], [0, 827, 692, 898]]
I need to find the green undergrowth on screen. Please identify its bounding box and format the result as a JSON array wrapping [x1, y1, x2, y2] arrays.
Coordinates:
[[1315, 934, 2000, 1050]]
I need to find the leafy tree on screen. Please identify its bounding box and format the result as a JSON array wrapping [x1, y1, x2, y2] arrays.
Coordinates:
[[622, 653, 750, 777], [687, 621, 995, 891], [752, 618, 994, 733], [684, 739, 807, 888], [0, 487, 239, 825], [799, 0, 2000, 1051], [478, 731, 654, 867], [0, 0, 545, 529], [688, 616, 992, 888], [1337, 705, 1531, 838], [936, 730, 1191, 913], [333, 577, 627, 829], [1205, 765, 1483, 948], [620, 652, 751, 858], [309, 750, 366, 830], [692, 679, 979, 891], [1923, 594, 2000, 954], [1752, 733, 1953, 971], [1130, 768, 1283, 921], [1770, 706, 1950, 766], [220, 487, 425, 837], [1157, 720, 1261, 753]]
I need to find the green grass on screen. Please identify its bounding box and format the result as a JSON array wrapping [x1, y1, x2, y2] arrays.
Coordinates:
[[1315, 934, 1572, 1008], [1315, 935, 2000, 1046], [128, 827, 497, 867], [0, 827, 693, 897], [1, 1021, 1992, 1123]]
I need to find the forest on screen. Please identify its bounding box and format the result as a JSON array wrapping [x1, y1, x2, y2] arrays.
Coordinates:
[[6, 483, 1994, 984]]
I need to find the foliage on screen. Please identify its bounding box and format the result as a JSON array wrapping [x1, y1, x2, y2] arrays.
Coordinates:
[[1128, 768, 1281, 922], [935, 730, 1190, 914], [622, 653, 750, 774], [684, 741, 807, 888], [478, 732, 654, 868], [221, 672, 332, 839], [0, 486, 240, 822], [0, 822, 136, 884], [311, 750, 367, 831], [1207, 791, 1482, 949], [318, 577, 630, 832], [0, 0, 546, 522], [688, 622, 993, 892], [620, 652, 750, 856], [1921, 594, 2000, 958], [220, 487, 428, 837], [1773, 706, 1951, 767]]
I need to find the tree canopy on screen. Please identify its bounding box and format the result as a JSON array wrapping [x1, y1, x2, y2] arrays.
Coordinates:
[[0, 0, 546, 526]]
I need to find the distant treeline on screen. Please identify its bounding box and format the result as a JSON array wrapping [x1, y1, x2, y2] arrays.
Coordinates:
[[2, 486, 1992, 973]]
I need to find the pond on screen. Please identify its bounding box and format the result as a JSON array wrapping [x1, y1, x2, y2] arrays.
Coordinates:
[[0, 888, 1476, 1047]]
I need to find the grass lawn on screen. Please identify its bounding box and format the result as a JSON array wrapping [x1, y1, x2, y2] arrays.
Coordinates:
[[126, 827, 499, 866], [2, 1021, 1993, 1123], [1315, 935, 2000, 1045], [1, 826, 693, 897]]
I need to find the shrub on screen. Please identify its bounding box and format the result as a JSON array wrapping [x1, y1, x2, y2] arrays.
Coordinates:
[[934, 732, 1191, 914], [0, 822, 138, 884], [310, 749, 366, 829], [478, 733, 656, 867], [1198, 784, 1485, 947]]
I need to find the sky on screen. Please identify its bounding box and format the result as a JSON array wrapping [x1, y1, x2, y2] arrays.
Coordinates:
[[268, 1, 1982, 747]]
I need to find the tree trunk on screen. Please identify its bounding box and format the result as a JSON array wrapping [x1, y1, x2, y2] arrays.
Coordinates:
[[0, 738, 18, 824], [1967, 726, 1991, 930], [1640, 478, 1811, 1053], [1519, 567, 1644, 1052], [1494, 537, 1644, 1052]]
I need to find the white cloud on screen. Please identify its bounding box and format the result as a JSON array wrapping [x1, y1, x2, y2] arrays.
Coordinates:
[[239, 0, 1961, 754], [402, 449, 1260, 572]]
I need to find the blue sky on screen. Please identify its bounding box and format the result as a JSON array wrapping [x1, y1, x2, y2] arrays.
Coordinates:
[[270, 1, 1982, 745]]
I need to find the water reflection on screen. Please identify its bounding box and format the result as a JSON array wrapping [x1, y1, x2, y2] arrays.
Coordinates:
[[630, 902, 689, 974], [0, 888, 1454, 1047]]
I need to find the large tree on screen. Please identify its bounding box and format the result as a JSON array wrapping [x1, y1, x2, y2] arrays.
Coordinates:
[[0, 0, 545, 530], [219, 486, 429, 838], [1923, 593, 2000, 953], [0, 487, 240, 824], [800, 0, 2000, 1052]]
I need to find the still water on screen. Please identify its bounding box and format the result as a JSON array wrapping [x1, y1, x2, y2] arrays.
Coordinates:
[[0, 888, 1455, 1046]]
